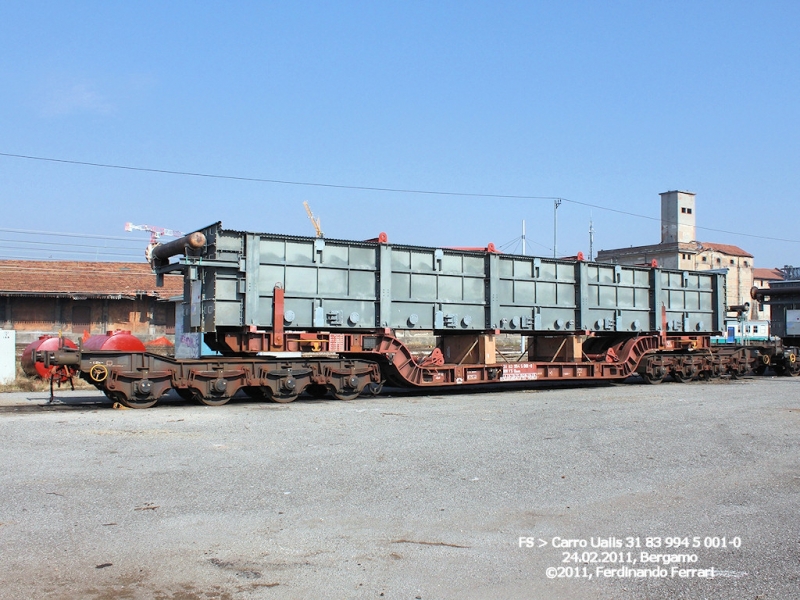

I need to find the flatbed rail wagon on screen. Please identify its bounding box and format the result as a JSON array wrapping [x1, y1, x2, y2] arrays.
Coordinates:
[[37, 223, 796, 407]]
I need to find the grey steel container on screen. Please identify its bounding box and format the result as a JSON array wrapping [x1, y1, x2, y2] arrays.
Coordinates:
[[759, 279, 800, 341], [174, 223, 725, 336]]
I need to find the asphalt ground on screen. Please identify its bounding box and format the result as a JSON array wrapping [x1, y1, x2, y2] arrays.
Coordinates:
[[0, 376, 798, 600]]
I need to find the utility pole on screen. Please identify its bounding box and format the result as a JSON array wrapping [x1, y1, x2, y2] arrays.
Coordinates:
[[521, 220, 526, 255], [588, 214, 595, 261], [553, 198, 562, 258]]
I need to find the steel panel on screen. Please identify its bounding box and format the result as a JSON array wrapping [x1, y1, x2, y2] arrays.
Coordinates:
[[391, 302, 433, 329], [411, 274, 437, 299], [318, 269, 348, 296], [786, 310, 800, 336], [285, 241, 314, 265], [410, 251, 435, 272], [284, 266, 318, 295], [391, 273, 411, 299], [513, 280, 534, 303], [349, 271, 376, 298], [258, 266, 285, 291], [178, 223, 724, 335]]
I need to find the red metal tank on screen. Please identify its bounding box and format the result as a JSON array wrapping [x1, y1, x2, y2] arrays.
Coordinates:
[[83, 330, 146, 352], [21, 336, 78, 380]]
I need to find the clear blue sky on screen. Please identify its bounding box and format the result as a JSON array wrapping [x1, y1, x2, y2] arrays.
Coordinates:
[[1, 1, 798, 267]]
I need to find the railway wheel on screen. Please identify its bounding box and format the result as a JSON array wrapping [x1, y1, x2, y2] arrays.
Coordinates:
[[696, 369, 714, 381], [672, 370, 688, 383], [269, 376, 302, 403], [754, 354, 770, 376], [115, 392, 158, 409], [671, 362, 695, 382], [331, 373, 366, 400], [196, 394, 231, 406], [182, 386, 231, 406], [729, 361, 748, 379], [787, 353, 799, 376], [271, 391, 299, 403], [332, 389, 362, 401], [642, 372, 665, 384]]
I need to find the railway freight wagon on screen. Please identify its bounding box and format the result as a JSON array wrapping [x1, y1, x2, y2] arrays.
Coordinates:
[[751, 279, 800, 373], [37, 223, 775, 408]]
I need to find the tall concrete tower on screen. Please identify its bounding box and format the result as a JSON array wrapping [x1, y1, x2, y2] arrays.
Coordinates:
[[660, 190, 696, 243]]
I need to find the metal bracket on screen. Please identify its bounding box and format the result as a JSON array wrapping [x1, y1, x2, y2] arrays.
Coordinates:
[[314, 238, 326, 263]]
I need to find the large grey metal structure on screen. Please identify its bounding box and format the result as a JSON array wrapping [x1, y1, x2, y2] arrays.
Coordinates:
[[753, 278, 800, 345], [38, 222, 793, 410], [168, 222, 725, 337]]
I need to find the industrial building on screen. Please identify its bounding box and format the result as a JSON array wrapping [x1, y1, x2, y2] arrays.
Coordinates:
[[596, 191, 776, 321], [0, 260, 182, 346]]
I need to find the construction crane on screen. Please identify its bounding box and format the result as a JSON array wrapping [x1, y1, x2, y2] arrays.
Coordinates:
[[125, 222, 185, 245], [125, 222, 185, 261], [303, 201, 324, 238]]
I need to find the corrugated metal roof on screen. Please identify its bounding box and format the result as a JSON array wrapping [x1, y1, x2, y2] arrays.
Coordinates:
[[0, 260, 183, 299]]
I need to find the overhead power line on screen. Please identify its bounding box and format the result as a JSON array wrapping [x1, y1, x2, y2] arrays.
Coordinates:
[[0, 253, 145, 263], [0, 237, 142, 250], [0, 226, 147, 243], [0, 245, 141, 258], [1, 151, 799, 244]]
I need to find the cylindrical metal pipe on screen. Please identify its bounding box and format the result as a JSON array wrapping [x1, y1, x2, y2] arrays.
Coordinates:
[[151, 232, 206, 261], [35, 348, 81, 367]]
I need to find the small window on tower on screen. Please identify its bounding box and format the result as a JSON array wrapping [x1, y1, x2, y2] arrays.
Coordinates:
[[687, 208, 692, 214], [681, 207, 687, 213]]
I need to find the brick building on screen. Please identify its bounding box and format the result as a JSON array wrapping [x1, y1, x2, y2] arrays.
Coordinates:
[[0, 261, 183, 345]]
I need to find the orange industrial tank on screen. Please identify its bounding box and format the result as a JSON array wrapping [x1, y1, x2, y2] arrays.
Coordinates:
[[21, 336, 78, 380], [83, 330, 146, 352]]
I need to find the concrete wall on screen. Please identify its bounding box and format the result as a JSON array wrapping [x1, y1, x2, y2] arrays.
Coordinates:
[[660, 191, 696, 244]]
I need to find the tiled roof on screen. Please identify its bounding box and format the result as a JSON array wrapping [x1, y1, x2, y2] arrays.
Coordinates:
[[0, 261, 183, 299], [753, 268, 784, 281], [697, 242, 753, 258]]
